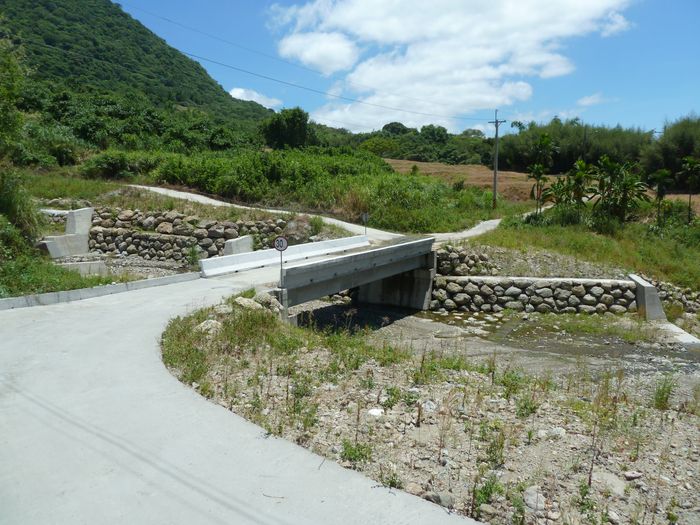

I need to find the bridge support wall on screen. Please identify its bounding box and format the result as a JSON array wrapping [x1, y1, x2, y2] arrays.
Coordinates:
[[355, 256, 435, 310]]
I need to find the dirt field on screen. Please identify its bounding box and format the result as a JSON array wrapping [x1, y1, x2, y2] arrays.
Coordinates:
[[386, 159, 537, 202], [666, 193, 700, 214], [387, 160, 700, 213]]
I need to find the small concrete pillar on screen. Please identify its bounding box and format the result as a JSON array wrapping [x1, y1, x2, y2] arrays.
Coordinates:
[[628, 274, 667, 321], [223, 235, 254, 256], [66, 208, 94, 234]]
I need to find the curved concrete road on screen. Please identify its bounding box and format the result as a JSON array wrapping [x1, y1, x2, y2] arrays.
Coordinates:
[[0, 266, 473, 525], [130, 185, 503, 244]]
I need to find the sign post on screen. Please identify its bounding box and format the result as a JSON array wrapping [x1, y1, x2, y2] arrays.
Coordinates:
[[361, 212, 369, 236], [273, 236, 288, 286]]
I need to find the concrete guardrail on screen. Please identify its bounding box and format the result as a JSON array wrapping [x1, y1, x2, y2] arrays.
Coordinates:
[[199, 235, 371, 278]]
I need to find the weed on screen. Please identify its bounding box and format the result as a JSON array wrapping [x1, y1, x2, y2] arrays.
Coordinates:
[[411, 351, 442, 385], [653, 374, 676, 410], [516, 396, 539, 418], [381, 386, 402, 410], [340, 439, 372, 463], [379, 469, 404, 489], [486, 427, 506, 468], [577, 479, 596, 515], [472, 474, 504, 517], [500, 368, 526, 400]]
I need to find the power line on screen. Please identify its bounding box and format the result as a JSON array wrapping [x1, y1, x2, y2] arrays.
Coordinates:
[[182, 50, 491, 123], [119, 1, 495, 116]]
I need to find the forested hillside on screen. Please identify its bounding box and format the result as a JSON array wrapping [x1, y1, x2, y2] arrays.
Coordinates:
[[0, 0, 271, 125]]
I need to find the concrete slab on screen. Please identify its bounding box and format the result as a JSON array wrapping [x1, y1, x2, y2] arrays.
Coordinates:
[[57, 260, 109, 276], [42, 233, 89, 258], [0, 267, 473, 525]]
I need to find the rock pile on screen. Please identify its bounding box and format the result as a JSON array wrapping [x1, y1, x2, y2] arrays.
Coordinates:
[[436, 245, 499, 276], [431, 276, 637, 315], [645, 276, 700, 313]]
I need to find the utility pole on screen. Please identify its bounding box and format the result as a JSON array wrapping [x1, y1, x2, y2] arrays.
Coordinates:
[[489, 109, 506, 209]]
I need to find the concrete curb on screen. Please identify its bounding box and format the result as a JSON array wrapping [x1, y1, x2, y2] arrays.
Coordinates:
[[0, 272, 200, 311]]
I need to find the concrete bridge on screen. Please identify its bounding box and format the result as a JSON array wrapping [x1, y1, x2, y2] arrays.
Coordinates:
[[274, 237, 436, 320]]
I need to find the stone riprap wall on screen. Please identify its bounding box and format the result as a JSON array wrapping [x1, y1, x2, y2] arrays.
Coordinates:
[[648, 278, 700, 314], [431, 276, 637, 315], [436, 246, 500, 276], [88, 207, 289, 261]]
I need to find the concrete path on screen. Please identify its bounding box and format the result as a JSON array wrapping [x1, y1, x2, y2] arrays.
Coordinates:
[[130, 185, 503, 244], [130, 185, 403, 243], [0, 266, 473, 525]]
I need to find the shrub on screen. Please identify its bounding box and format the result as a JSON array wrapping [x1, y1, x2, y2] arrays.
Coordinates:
[[81, 150, 131, 179]]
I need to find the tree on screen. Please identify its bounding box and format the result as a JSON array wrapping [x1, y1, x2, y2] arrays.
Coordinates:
[[419, 124, 449, 145], [382, 121, 411, 135], [679, 156, 700, 223], [591, 156, 649, 223], [260, 107, 316, 149], [359, 136, 399, 158], [0, 39, 25, 157], [649, 169, 672, 226]]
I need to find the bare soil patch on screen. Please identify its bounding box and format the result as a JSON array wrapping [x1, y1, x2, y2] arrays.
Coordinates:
[[386, 159, 549, 202]]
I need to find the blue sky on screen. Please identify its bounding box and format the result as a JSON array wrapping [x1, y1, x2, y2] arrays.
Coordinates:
[[118, 0, 699, 136]]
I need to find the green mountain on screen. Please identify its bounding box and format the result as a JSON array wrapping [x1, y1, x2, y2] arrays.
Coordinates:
[[0, 0, 271, 125]]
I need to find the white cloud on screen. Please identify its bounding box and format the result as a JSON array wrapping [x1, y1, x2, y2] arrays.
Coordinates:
[[271, 0, 633, 131], [278, 31, 359, 75], [229, 87, 282, 109], [601, 11, 631, 37], [577, 92, 606, 107]]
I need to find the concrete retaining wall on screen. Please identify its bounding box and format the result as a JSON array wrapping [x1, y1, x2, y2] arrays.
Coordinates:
[[431, 276, 637, 315]]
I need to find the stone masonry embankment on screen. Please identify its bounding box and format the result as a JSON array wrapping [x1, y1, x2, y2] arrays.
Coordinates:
[[430, 276, 637, 314], [80, 207, 312, 262], [435, 244, 700, 315]]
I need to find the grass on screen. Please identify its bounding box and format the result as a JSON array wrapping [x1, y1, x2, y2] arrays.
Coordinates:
[[477, 220, 700, 289], [22, 168, 121, 202], [0, 251, 125, 298], [505, 312, 658, 344], [23, 170, 352, 240]]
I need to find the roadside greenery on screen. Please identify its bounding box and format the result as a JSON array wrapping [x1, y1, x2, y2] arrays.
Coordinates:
[[75, 147, 528, 232], [0, 212, 116, 298], [479, 212, 700, 288]]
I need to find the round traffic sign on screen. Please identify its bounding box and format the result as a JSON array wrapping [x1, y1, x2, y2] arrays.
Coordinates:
[[273, 236, 288, 252]]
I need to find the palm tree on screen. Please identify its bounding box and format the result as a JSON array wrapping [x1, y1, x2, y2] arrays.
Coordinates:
[[568, 159, 594, 208], [679, 157, 700, 223], [528, 163, 547, 215]]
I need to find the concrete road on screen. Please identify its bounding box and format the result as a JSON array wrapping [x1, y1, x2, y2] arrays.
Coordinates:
[[0, 267, 473, 525]]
